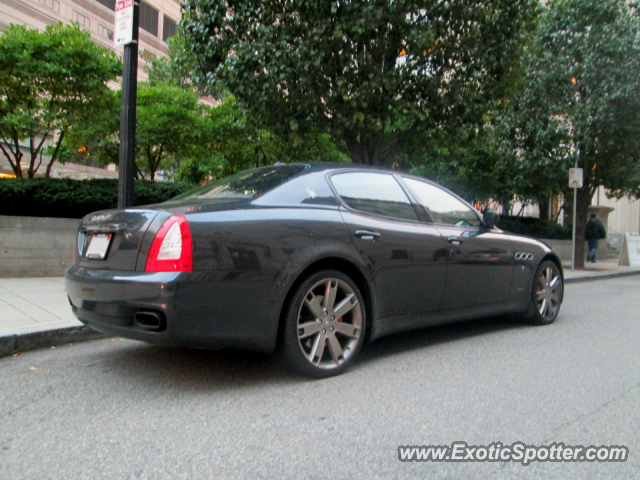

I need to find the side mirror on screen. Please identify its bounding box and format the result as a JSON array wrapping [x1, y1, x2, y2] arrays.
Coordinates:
[[483, 209, 500, 229]]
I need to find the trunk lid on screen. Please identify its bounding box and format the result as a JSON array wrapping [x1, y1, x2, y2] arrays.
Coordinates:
[[76, 209, 161, 271]]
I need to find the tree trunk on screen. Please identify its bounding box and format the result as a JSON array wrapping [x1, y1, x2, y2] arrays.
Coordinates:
[[346, 139, 373, 165], [537, 195, 550, 221], [0, 140, 23, 178], [345, 138, 395, 166], [45, 130, 65, 179]]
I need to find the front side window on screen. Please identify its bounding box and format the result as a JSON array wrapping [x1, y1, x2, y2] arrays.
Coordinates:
[[331, 172, 419, 221], [403, 177, 480, 226]]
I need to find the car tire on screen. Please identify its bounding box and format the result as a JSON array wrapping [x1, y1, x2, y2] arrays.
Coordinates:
[[280, 270, 366, 378], [524, 260, 563, 325]]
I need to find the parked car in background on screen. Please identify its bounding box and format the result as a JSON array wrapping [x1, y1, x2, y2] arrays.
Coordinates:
[[65, 164, 564, 377]]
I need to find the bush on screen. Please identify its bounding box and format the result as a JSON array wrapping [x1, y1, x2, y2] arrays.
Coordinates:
[[497, 215, 571, 240], [0, 178, 194, 218]]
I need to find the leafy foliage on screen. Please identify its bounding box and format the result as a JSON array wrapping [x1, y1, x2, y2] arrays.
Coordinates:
[[143, 35, 225, 98], [0, 23, 122, 178], [61, 83, 205, 180], [175, 97, 348, 182], [181, 0, 538, 165], [0, 178, 193, 218], [136, 83, 204, 180], [506, 0, 640, 266]]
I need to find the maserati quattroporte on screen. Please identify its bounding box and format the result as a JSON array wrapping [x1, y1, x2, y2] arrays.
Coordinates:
[[65, 164, 564, 377]]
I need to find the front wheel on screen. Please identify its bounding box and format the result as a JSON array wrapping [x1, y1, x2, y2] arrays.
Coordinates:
[[280, 270, 366, 378], [524, 260, 563, 325]]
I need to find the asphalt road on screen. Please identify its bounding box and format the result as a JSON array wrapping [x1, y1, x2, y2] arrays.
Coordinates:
[[1, 277, 639, 480]]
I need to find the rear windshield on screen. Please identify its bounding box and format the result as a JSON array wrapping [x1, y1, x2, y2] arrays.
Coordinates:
[[171, 165, 308, 201]]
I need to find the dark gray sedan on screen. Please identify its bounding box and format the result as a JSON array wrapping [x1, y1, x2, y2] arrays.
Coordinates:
[[65, 163, 564, 377]]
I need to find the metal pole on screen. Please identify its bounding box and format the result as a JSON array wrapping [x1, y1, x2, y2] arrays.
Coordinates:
[[572, 186, 577, 271], [117, 1, 139, 209]]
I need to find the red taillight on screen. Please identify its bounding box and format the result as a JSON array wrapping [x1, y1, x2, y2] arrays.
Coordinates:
[[145, 215, 193, 272]]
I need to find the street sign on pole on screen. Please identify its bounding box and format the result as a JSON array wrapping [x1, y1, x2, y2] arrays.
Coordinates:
[[569, 168, 583, 188], [115, 0, 134, 47], [569, 167, 583, 271]]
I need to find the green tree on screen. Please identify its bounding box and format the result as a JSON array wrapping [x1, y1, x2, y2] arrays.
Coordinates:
[[181, 0, 538, 166], [175, 97, 349, 183], [0, 23, 122, 178], [56, 89, 121, 167], [136, 83, 204, 180], [143, 35, 225, 98], [510, 0, 640, 267], [62, 83, 205, 181]]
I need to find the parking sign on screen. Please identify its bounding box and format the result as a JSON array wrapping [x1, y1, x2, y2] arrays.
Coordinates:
[[115, 0, 134, 47], [569, 168, 583, 188]]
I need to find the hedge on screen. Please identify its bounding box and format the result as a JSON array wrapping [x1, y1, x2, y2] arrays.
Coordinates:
[[0, 178, 194, 219], [497, 215, 571, 240]]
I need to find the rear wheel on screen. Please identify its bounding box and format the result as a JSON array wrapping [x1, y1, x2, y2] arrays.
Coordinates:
[[524, 260, 563, 325], [280, 270, 366, 378]]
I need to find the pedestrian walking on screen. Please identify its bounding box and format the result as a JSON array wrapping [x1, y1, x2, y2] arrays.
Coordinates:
[[585, 213, 606, 263]]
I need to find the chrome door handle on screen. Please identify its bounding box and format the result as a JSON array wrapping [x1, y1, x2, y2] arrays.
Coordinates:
[[355, 230, 381, 240], [447, 236, 462, 245]]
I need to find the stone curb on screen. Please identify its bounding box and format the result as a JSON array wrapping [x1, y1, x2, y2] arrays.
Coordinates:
[[564, 269, 640, 284], [0, 325, 106, 358]]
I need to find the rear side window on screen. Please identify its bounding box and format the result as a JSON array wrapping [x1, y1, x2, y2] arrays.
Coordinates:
[[331, 172, 419, 221], [403, 177, 480, 226], [172, 165, 308, 201]]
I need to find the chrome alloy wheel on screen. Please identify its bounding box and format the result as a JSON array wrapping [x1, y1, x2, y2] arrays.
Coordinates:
[[296, 277, 363, 370], [535, 264, 562, 321]]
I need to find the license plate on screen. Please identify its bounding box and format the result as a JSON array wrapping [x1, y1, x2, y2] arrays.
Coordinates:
[[85, 234, 112, 259]]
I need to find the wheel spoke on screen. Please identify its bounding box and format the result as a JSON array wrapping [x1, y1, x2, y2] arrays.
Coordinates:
[[333, 294, 357, 317], [545, 267, 553, 284], [549, 275, 560, 288], [538, 274, 549, 289], [298, 321, 321, 339], [309, 334, 325, 364], [539, 298, 548, 316], [326, 333, 344, 364], [304, 292, 325, 319], [334, 322, 360, 338], [322, 280, 338, 312]]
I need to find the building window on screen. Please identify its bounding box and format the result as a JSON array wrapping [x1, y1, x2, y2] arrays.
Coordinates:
[[98, 24, 114, 40], [162, 15, 176, 42], [140, 1, 159, 37], [39, 0, 60, 13], [72, 11, 91, 29], [94, 0, 115, 11]]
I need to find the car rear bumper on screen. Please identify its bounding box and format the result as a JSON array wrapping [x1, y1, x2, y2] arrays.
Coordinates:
[[65, 265, 277, 353]]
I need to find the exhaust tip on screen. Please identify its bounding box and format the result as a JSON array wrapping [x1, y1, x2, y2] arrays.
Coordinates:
[[134, 310, 166, 332]]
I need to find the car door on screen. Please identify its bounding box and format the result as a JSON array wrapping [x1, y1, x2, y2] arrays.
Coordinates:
[[401, 177, 514, 311], [330, 171, 449, 324]]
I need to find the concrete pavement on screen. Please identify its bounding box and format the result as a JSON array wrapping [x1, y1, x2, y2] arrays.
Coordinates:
[[1, 259, 639, 357]]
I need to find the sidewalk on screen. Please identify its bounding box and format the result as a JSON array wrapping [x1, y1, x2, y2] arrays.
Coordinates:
[[1, 259, 639, 357]]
